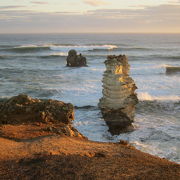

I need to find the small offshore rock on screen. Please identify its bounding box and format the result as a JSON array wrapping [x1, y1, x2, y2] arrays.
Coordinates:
[[166, 66, 180, 74], [66, 49, 87, 67]]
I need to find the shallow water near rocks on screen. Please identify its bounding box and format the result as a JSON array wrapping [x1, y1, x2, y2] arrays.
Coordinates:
[[0, 33, 180, 163]]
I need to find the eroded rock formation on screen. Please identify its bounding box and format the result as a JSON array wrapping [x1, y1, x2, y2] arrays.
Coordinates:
[[0, 94, 83, 137], [0, 96, 179, 180], [99, 55, 138, 134], [66, 49, 87, 67], [166, 66, 180, 74]]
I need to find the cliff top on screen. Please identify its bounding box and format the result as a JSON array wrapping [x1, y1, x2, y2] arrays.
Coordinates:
[[0, 95, 179, 179]]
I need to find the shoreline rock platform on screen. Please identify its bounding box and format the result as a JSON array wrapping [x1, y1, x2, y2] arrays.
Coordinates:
[[99, 55, 138, 135], [0, 95, 180, 179], [166, 66, 180, 74]]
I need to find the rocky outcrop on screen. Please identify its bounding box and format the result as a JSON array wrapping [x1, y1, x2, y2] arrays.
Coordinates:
[[66, 49, 87, 67], [166, 66, 180, 74], [0, 94, 83, 137], [99, 55, 138, 134], [0, 97, 180, 180]]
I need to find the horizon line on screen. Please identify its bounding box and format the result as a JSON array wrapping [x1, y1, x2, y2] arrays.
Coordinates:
[[0, 32, 180, 35]]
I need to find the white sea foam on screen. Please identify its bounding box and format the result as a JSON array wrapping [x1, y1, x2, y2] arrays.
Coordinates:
[[1, 34, 180, 163], [50, 44, 118, 52], [16, 44, 39, 48], [132, 64, 167, 70], [10, 44, 118, 54], [138, 92, 180, 102], [51, 52, 68, 56], [132, 141, 151, 150]]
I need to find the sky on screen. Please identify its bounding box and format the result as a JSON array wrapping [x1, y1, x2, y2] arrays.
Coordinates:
[[0, 0, 180, 33]]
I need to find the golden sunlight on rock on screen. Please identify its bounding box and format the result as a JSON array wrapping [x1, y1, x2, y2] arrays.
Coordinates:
[[99, 55, 138, 134]]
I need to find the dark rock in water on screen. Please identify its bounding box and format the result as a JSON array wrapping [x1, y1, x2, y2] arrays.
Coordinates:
[[102, 109, 134, 135], [166, 66, 180, 74], [99, 55, 138, 135], [66, 49, 87, 67], [0, 94, 83, 137]]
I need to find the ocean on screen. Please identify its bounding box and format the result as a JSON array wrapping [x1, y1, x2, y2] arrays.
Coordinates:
[[0, 33, 179, 163]]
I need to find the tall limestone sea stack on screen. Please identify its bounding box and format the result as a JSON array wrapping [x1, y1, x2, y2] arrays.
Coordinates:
[[99, 55, 138, 134]]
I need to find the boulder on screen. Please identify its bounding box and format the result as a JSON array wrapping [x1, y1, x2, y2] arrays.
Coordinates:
[[0, 94, 83, 137], [66, 49, 87, 67], [99, 55, 138, 134], [166, 66, 180, 74]]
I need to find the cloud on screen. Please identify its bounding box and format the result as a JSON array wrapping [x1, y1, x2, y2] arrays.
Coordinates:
[[83, 0, 108, 6], [168, 0, 180, 4], [87, 4, 180, 20], [0, 4, 179, 33], [31, 1, 49, 5], [0, 6, 26, 10]]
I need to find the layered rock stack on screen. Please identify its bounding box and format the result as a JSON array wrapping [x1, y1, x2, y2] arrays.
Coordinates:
[[66, 49, 87, 67], [99, 55, 138, 134]]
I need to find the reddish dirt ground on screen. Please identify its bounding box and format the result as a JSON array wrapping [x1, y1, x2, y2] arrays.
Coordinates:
[[0, 124, 180, 180]]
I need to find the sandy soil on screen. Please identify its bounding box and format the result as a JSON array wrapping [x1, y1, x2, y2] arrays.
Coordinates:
[[0, 124, 180, 180]]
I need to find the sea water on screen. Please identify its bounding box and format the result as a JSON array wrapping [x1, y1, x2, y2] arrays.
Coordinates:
[[0, 33, 179, 163]]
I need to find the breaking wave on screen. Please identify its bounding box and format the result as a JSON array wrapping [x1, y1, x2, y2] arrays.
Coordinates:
[[50, 44, 117, 51], [2, 44, 118, 53], [1, 45, 49, 53], [138, 92, 180, 102], [40, 53, 67, 58], [136, 92, 180, 114]]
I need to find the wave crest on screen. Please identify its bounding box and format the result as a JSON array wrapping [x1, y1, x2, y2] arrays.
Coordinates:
[[2, 44, 118, 53], [50, 44, 117, 52], [8, 45, 50, 53], [138, 92, 180, 102]]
